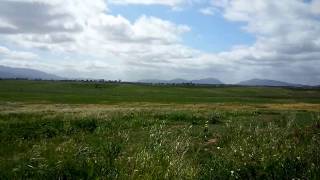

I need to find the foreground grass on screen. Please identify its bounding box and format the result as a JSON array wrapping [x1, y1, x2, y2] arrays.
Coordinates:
[[0, 105, 319, 179]]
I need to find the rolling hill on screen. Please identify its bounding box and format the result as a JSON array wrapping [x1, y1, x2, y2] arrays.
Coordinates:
[[0, 65, 62, 80]]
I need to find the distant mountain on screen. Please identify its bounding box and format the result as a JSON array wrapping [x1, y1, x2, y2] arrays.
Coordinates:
[[0, 65, 62, 80], [138, 79, 167, 84], [192, 78, 223, 85], [237, 79, 304, 87], [168, 78, 190, 84], [138, 78, 223, 85]]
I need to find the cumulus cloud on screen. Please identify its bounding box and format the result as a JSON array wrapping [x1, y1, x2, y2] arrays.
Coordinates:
[[0, 0, 196, 80], [0, 1, 84, 34], [204, 0, 320, 84], [0, 0, 191, 53]]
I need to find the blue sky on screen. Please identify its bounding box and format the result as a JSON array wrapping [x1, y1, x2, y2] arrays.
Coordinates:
[[0, 0, 319, 85], [109, 3, 255, 52]]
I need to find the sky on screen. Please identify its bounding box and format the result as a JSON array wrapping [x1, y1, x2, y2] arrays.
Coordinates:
[[0, 0, 319, 85]]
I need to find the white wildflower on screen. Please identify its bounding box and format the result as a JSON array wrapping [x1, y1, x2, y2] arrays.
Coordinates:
[[230, 170, 235, 176]]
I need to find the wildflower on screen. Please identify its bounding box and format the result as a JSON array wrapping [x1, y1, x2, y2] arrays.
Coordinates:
[[230, 170, 235, 176], [217, 146, 221, 150]]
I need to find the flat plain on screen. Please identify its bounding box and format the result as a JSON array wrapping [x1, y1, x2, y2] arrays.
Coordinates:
[[0, 80, 319, 179]]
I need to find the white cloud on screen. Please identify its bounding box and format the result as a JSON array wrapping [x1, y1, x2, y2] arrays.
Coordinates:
[[0, 46, 10, 55], [0, 45, 38, 60], [311, 0, 320, 14], [199, 0, 320, 84], [0, 0, 191, 54], [108, 0, 187, 7], [199, 7, 217, 16], [132, 16, 190, 42], [0, 0, 196, 80]]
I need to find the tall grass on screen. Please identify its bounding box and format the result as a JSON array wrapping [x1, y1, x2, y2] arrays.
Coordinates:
[[0, 109, 319, 179]]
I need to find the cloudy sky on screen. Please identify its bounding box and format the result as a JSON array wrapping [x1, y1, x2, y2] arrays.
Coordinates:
[[0, 0, 319, 84]]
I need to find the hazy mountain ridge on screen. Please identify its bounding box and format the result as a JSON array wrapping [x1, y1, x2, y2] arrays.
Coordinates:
[[237, 79, 306, 87], [0, 65, 316, 86], [0, 65, 62, 80], [138, 78, 223, 85]]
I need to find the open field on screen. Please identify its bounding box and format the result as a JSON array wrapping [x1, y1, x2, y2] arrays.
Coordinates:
[[1, 80, 320, 104], [0, 80, 320, 179]]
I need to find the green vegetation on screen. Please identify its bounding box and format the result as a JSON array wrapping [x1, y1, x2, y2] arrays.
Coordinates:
[[0, 80, 320, 104], [0, 80, 319, 179]]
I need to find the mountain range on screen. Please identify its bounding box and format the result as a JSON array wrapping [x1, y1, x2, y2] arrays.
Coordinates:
[[237, 79, 306, 87], [139, 78, 311, 87], [0, 65, 62, 80], [0, 65, 315, 87], [138, 78, 223, 85]]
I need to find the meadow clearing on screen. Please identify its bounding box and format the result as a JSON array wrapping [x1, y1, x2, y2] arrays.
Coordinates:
[[0, 80, 319, 179]]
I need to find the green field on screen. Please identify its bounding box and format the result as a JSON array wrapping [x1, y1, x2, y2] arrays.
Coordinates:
[[1, 80, 320, 104], [0, 80, 319, 179]]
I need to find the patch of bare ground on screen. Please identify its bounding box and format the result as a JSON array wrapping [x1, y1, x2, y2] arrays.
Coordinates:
[[0, 102, 319, 114]]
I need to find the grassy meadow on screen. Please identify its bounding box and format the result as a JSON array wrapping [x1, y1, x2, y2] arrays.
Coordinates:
[[0, 80, 320, 179]]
